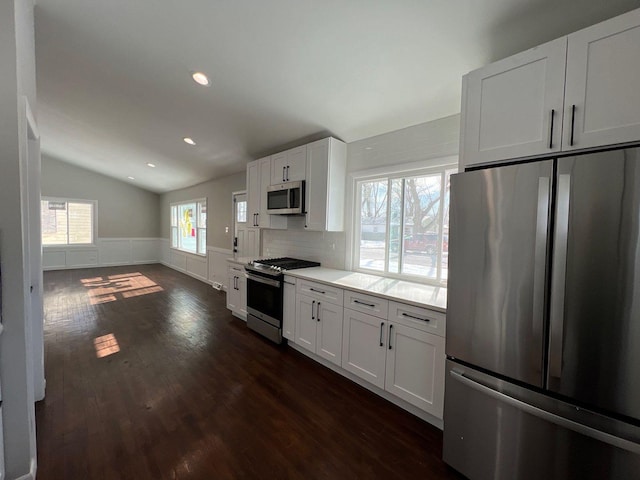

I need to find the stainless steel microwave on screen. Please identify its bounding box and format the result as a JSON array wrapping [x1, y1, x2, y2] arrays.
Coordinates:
[[266, 181, 304, 215]]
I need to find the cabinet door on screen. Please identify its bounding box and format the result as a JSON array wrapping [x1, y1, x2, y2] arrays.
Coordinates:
[[295, 294, 317, 353], [385, 323, 445, 418], [246, 160, 260, 224], [316, 301, 343, 367], [258, 157, 286, 229], [257, 157, 272, 227], [271, 152, 287, 184], [237, 274, 247, 318], [342, 309, 386, 388], [226, 273, 240, 312], [563, 9, 640, 151], [242, 227, 260, 258], [304, 139, 329, 231], [283, 279, 296, 341], [461, 37, 566, 168], [285, 145, 307, 182]]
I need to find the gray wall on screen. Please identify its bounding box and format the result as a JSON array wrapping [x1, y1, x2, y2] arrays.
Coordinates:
[[41, 155, 161, 238], [160, 171, 246, 250]]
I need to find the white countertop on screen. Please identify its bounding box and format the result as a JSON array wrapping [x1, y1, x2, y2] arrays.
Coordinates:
[[283, 267, 447, 313], [227, 256, 253, 265]]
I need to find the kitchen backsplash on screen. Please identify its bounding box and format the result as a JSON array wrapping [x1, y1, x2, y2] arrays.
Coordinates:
[[262, 217, 346, 269]]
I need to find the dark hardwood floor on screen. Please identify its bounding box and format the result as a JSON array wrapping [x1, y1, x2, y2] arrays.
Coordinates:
[[36, 264, 463, 480]]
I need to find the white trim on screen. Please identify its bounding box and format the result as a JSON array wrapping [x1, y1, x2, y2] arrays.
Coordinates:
[[14, 456, 37, 480], [206, 245, 233, 254], [288, 342, 443, 429], [23, 96, 39, 141]]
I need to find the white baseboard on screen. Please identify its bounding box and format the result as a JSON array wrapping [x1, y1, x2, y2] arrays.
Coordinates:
[[13, 457, 37, 480], [288, 342, 443, 430]]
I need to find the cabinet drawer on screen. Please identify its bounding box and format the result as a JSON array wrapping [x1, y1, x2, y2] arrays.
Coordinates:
[[297, 279, 343, 306], [228, 264, 244, 275], [388, 301, 445, 337], [344, 290, 389, 319]]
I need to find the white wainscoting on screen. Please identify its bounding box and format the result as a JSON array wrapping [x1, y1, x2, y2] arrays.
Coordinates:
[[42, 238, 160, 270], [208, 246, 234, 290], [159, 239, 232, 287]]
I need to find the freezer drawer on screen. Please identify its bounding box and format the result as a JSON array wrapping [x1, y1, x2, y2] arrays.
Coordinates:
[[447, 160, 553, 387], [443, 360, 640, 480]]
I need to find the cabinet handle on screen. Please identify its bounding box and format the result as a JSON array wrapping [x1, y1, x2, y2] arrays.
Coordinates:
[[570, 104, 576, 146], [401, 312, 430, 322], [286, 165, 290, 181], [317, 302, 321, 322], [282, 166, 286, 182], [379, 322, 385, 347], [256, 213, 259, 226], [548, 109, 555, 149], [312, 300, 316, 320], [388, 324, 393, 350], [353, 299, 376, 308], [310, 287, 326, 295]]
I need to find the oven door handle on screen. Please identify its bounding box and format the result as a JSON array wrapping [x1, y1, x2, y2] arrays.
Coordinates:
[[246, 272, 281, 288]]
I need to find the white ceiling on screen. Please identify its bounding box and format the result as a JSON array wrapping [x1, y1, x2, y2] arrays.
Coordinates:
[[35, 0, 639, 193]]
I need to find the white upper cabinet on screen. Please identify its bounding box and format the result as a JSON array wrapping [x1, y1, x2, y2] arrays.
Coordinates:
[[271, 146, 307, 184], [461, 8, 640, 168], [461, 37, 567, 168], [305, 138, 347, 232], [563, 9, 640, 150], [246, 157, 286, 230]]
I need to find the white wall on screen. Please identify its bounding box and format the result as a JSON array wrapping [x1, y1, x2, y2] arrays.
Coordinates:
[[263, 115, 460, 269], [0, 0, 38, 478]]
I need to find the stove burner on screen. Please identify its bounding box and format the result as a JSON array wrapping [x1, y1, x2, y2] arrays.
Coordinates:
[[246, 257, 320, 275]]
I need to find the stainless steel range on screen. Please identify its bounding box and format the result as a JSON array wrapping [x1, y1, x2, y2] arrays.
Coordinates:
[[245, 257, 320, 344]]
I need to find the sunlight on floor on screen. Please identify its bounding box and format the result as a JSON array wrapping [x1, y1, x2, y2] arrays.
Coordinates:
[[94, 333, 120, 358], [81, 272, 164, 305]]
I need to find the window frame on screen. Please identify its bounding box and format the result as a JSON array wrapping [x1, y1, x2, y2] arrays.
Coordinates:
[[41, 197, 98, 247], [347, 156, 457, 286], [170, 198, 207, 256]]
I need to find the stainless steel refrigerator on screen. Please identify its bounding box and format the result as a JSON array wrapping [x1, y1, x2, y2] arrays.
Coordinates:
[[444, 147, 640, 479]]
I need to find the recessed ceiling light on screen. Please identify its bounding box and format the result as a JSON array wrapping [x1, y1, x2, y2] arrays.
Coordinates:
[[191, 72, 210, 86], [128, 176, 135, 180], [183, 137, 196, 146], [147, 163, 156, 168], [365, 146, 373, 150]]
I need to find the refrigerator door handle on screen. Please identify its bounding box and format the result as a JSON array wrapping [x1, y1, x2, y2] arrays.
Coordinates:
[[549, 173, 571, 378], [532, 176, 551, 351], [450, 369, 640, 455]]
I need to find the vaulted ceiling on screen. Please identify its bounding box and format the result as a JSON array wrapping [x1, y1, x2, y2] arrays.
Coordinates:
[[35, 0, 638, 193]]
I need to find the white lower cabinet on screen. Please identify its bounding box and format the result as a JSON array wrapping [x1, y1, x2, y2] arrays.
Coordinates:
[[226, 263, 246, 319], [385, 323, 445, 418], [288, 279, 446, 421], [342, 308, 387, 388], [283, 276, 296, 341], [342, 307, 446, 418], [295, 293, 343, 367]]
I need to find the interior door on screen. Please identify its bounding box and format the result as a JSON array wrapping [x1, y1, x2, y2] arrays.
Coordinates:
[[549, 147, 640, 422], [447, 160, 553, 387]]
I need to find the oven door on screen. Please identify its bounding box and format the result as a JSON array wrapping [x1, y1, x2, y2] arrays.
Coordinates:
[[246, 272, 283, 327]]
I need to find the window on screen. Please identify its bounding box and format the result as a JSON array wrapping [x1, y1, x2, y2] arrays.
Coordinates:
[[41, 198, 95, 245], [353, 161, 456, 285], [171, 199, 206, 255]]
